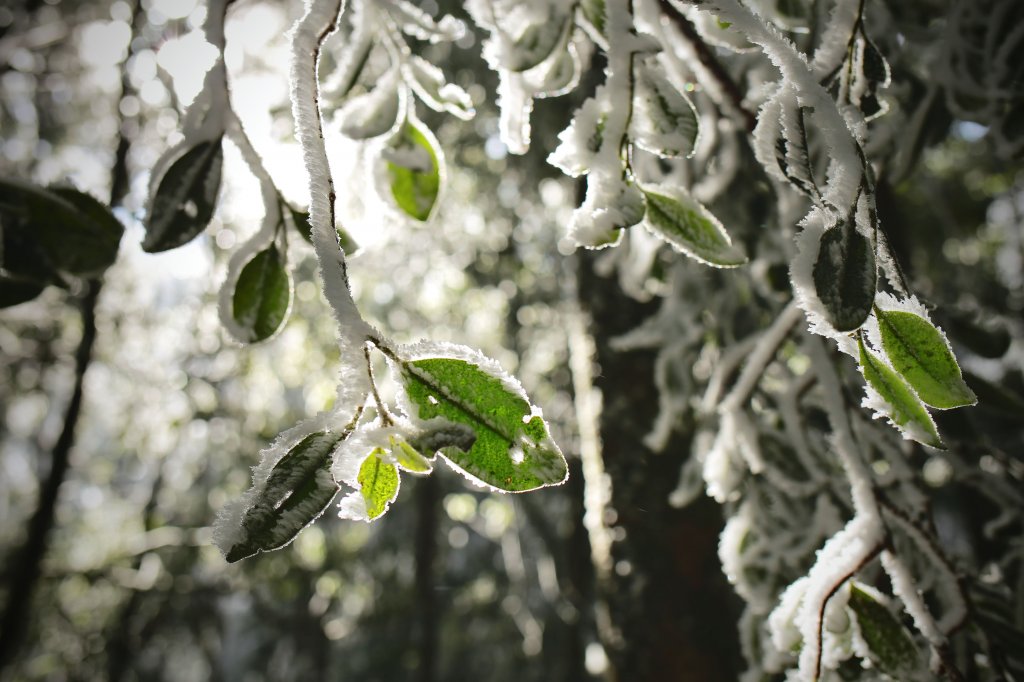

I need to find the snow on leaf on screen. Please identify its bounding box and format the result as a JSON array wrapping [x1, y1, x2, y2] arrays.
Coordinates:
[[849, 583, 921, 675], [218, 430, 346, 563], [857, 336, 943, 449], [506, 12, 572, 73], [337, 69, 403, 140], [568, 175, 644, 249], [548, 94, 606, 177], [398, 348, 567, 492], [630, 59, 700, 158], [640, 184, 747, 267], [358, 448, 401, 520], [381, 118, 442, 222], [144, 137, 223, 253], [876, 308, 976, 409], [386, 0, 466, 43], [390, 436, 433, 474], [230, 245, 292, 343], [404, 56, 475, 120]]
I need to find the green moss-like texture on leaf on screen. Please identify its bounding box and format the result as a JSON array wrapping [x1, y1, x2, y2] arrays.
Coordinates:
[[401, 357, 567, 492]]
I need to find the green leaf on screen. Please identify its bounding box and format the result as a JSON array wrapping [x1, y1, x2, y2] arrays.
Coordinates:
[[580, 0, 606, 34], [876, 309, 977, 409], [287, 203, 359, 254], [641, 186, 747, 267], [631, 63, 699, 158], [385, 120, 441, 222], [143, 137, 223, 252], [0, 179, 123, 277], [232, 245, 292, 343], [224, 430, 345, 563], [358, 449, 401, 519], [400, 356, 567, 492], [812, 219, 875, 332], [849, 584, 920, 675], [389, 436, 433, 474], [858, 337, 942, 448]]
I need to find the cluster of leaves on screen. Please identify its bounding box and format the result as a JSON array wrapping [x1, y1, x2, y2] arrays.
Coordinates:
[[0, 179, 123, 306]]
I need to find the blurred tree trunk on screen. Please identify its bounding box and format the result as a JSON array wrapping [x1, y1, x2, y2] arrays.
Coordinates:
[[578, 253, 743, 682]]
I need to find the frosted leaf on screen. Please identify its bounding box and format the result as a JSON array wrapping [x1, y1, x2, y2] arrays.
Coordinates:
[[385, 0, 466, 43], [548, 94, 606, 177], [523, 37, 584, 99], [848, 583, 921, 675], [640, 183, 747, 267], [404, 56, 475, 120], [630, 58, 700, 158], [394, 340, 568, 493], [857, 336, 943, 449], [337, 68, 404, 140], [375, 117, 443, 221], [214, 416, 355, 562], [144, 137, 224, 252], [568, 174, 645, 249], [504, 10, 572, 73], [227, 245, 292, 344]]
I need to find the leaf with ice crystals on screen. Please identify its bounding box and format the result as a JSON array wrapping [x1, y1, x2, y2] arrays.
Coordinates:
[[569, 175, 644, 249], [858, 337, 942, 448], [338, 69, 403, 140], [548, 95, 605, 177], [144, 137, 223, 252], [381, 118, 442, 222], [217, 429, 346, 563], [848, 583, 920, 675], [386, 0, 466, 43], [876, 308, 976, 409], [640, 185, 747, 267], [812, 211, 876, 332], [398, 346, 567, 492], [404, 56, 474, 121], [630, 60, 699, 158]]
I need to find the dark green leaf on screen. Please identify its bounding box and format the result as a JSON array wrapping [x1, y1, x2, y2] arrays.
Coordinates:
[[0, 179, 123, 277], [858, 337, 942, 448], [358, 449, 400, 519], [641, 186, 747, 267], [232, 245, 292, 343], [224, 430, 346, 562], [848, 584, 920, 675], [812, 219, 875, 332], [143, 137, 223, 252], [400, 356, 567, 492], [385, 121, 441, 222], [877, 309, 976, 409]]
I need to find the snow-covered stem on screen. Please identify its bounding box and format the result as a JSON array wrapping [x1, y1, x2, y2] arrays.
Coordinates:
[[290, 0, 378, 359], [719, 301, 802, 412], [673, 0, 864, 212]]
